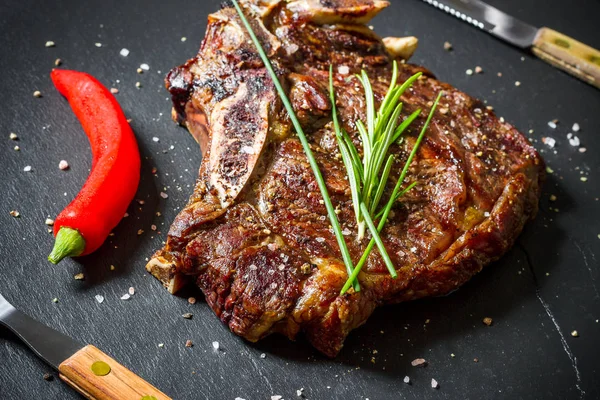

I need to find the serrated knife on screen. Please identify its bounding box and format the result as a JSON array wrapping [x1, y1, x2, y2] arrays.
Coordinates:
[[420, 0, 600, 89], [0, 292, 170, 399]]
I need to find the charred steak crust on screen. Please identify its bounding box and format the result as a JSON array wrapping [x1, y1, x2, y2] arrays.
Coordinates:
[[147, 0, 545, 357]]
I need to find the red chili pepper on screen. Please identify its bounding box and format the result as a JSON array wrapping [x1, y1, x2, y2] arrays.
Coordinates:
[[48, 69, 141, 264]]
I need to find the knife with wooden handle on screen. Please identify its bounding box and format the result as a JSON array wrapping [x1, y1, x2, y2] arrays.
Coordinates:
[[0, 292, 170, 400], [421, 0, 600, 89]]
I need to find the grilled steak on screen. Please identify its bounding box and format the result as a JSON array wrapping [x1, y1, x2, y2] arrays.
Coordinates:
[[147, 0, 544, 357]]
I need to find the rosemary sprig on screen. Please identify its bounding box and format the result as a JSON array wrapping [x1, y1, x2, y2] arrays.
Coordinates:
[[338, 88, 444, 295], [231, 0, 359, 291], [330, 62, 443, 294]]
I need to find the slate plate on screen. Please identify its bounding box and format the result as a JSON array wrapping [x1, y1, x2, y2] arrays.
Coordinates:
[[0, 0, 599, 399]]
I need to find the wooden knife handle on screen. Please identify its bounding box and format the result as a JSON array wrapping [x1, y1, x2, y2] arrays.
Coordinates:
[[532, 27, 600, 89], [58, 345, 171, 400]]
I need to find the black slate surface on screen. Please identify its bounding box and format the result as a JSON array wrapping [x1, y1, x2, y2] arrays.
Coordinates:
[[1, 0, 599, 399]]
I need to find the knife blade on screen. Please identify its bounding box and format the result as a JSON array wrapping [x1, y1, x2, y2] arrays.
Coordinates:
[[0, 292, 171, 399], [420, 0, 600, 89]]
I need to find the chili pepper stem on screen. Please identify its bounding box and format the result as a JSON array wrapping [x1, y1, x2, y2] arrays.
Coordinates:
[[48, 227, 86, 264]]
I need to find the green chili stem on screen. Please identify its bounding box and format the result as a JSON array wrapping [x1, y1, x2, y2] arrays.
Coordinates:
[[48, 226, 86, 264]]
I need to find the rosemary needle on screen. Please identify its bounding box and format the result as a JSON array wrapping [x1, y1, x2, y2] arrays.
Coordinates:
[[231, 0, 359, 291]]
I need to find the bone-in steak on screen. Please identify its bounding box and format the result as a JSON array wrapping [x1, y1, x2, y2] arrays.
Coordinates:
[[147, 0, 544, 357]]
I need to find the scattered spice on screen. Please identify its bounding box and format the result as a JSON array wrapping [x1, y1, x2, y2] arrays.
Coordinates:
[[54, 58, 62, 66], [33, 91, 42, 98], [411, 358, 427, 367], [473, 358, 479, 362], [45, 41, 55, 48], [185, 340, 193, 348], [571, 330, 579, 337], [110, 264, 116, 271], [58, 160, 69, 170], [43, 373, 54, 381], [182, 313, 193, 319], [431, 378, 439, 389], [160, 192, 169, 199], [110, 88, 119, 94], [74, 273, 85, 280], [443, 41, 452, 51], [128, 287, 135, 295], [483, 317, 493, 326], [135, 81, 142, 88], [474, 66, 483, 74], [549, 195, 557, 202], [9, 210, 20, 218], [137, 229, 144, 235], [188, 297, 197, 304]]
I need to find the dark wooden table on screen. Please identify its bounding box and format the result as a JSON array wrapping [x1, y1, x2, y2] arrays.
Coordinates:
[[1, 0, 598, 398]]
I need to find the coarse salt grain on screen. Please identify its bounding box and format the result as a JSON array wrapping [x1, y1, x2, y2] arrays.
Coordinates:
[[33, 91, 42, 98], [135, 82, 141, 88], [466, 69, 473, 75], [45, 41, 55, 47], [260, 353, 266, 359], [14, 146, 20, 151], [59, 160, 69, 170], [181, 37, 187, 42], [140, 63, 150, 71], [568, 136, 580, 146], [338, 65, 350, 74], [119, 48, 130, 57], [23, 165, 32, 172], [271, 396, 282, 400], [443, 41, 452, 51], [160, 192, 169, 199], [152, 137, 160, 142], [316, 237, 325, 243], [403, 376, 410, 384], [128, 287, 135, 295], [212, 341, 220, 350], [95, 295, 104, 304], [9, 210, 20, 218], [571, 330, 579, 337], [431, 378, 439, 389], [95, 42, 102, 47], [515, 81, 521, 86], [151, 224, 157, 231], [9, 132, 18, 140], [474, 66, 483, 74], [547, 121, 557, 129], [45, 218, 54, 226], [121, 294, 131, 300], [411, 358, 427, 367], [542, 137, 556, 148], [572, 123, 580, 132], [110, 88, 119, 94]]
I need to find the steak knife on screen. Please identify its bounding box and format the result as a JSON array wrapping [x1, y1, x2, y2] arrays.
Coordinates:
[[420, 0, 600, 89], [0, 292, 170, 399]]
